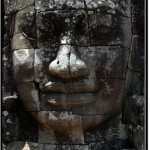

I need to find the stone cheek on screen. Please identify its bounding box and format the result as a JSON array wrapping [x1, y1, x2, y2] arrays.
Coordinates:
[[34, 48, 57, 83], [73, 79, 124, 115], [17, 82, 41, 111], [11, 33, 34, 50], [13, 49, 35, 83], [77, 46, 129, 79]]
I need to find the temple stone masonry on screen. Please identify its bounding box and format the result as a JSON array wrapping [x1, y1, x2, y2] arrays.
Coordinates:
[[2, 0, 144, 149]]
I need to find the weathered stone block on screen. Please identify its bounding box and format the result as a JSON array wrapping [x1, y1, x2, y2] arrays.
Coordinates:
[[38, 127, 57, 144], [133, 125, 144, 150], [132, 0, 144, 35], [37, 111, 84, 144], [83, 115, 111, 131], [36, 11, 60, 41], [34, 48, 57, 83], [85, 0, 130, 16], [45, 145, 62, 150], [123, 95, 144, 125], [17, 111, 39, 142], [125, 69, 144, 95], [89, 16, 131, 48], [73, 79, 124, 115], [11, 33, 34, 50], [2, 53, 12, 85], [35, 0, 85, 11], [4, 0, 34, 14], [34, 46, 128, 87], [85, 114, 129, 143], [4, 141, 44, 150], [14, 6, 36, 37], [2, 111, 19, 141], [76, 46, 129, 79], [89, 139, 133, 150], [72, 10, 90, 46], [62, 145, 89, 150], [36, 10, 89, 47], [4, 141, 26, 150], [2, 93, 19, 111], [17, 82, 40, 111], [37, 39, 59, 49], [128, 37, 144, 72], [13, 49, 34, 83], [13, 0, 34, 11], [85, 0, 131, 47], [23, 142, 44, 150]]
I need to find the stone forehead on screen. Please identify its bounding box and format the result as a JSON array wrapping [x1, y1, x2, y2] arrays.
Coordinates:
[[9, 0, 129, 13], [35, 0, 128, 11]]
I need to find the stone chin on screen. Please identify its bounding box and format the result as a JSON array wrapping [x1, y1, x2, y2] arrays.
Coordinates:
[[17, 80, 123, 134]]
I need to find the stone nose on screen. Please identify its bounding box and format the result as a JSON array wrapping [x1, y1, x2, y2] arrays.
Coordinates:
[[49, 45, 88, 80]]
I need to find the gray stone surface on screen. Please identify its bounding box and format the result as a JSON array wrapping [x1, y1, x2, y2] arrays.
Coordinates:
[[123, 94, 144, 125], [88, 13, 131, 47], [11, 6, 36, 49], [76, 46, 129, 79], [17, 82, 40, 111], [132, 0, 144, 36], [2, 51, 12, 84], [13, 49, 34, 83], [85, 114, 129, 143], [37, 111, 84, 144], [85, 0, 130, 15], [133, 125, 144, 150], [13, 6, 36, 36], [83, 115, 111, 131], [13, 0, 34, 11], [125, 69, 144, 95], [45, 145, 61, 150], [2, 93, 19, 111], [2, 111, 19, 141], [73, 79, 124, 115], [4, 0, 34, 14], [4, 141, 26, 150], [35, 0, 85, 11], [34, 48, 56, 83], [128, 36, 144, 72], [11, 33, 34, 50], [4, 141, 45, 150], [36, 10, 89, 46], [34, 46, 129, 85]]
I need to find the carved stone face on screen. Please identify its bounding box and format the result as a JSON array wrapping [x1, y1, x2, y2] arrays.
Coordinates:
[[12, 0, 131, 143]]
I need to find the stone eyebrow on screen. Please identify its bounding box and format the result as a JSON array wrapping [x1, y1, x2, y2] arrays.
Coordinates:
[[85, 0, 128, 17]]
